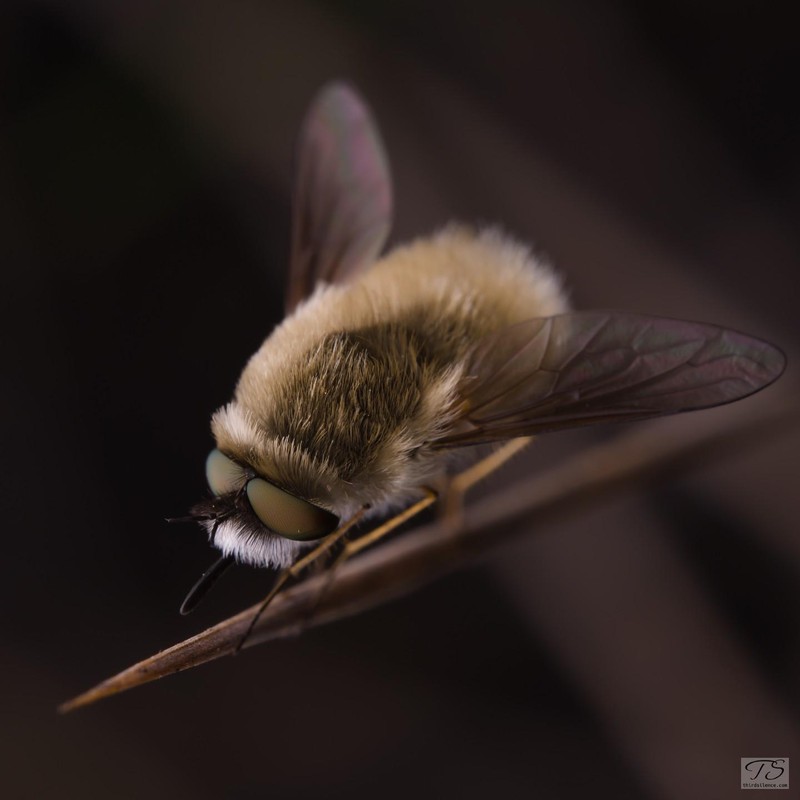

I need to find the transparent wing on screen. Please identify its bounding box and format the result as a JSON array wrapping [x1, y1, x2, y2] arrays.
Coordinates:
[[286, 82, 393, 312], [433, 311, 786, 448]]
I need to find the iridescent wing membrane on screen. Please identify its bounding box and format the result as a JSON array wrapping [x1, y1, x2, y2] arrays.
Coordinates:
[[286, 82, 393, 312], [286, 85, 784, 446], [434, 312, 786, 448]]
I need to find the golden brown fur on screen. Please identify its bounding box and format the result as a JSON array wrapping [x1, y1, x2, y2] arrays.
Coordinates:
[[211, 225, 567, 526]]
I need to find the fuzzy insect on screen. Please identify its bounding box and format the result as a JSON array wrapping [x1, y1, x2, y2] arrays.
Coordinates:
[[178, 81, 785, 619]]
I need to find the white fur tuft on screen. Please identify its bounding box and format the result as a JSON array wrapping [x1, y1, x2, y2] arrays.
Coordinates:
[[208, 518, 306, 569]]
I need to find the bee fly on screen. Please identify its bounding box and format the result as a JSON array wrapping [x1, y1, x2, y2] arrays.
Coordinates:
[[174, 82, 785, 644]]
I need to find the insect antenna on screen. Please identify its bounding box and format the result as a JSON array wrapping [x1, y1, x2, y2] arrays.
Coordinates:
[[165, 513, 213, 523], [167, 499, 238, 529]]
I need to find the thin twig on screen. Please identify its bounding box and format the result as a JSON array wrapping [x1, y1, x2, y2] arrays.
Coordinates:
[[59, 396, 797, 713]]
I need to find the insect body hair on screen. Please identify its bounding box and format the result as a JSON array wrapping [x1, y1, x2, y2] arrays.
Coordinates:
[[212, 225, 568, 524]]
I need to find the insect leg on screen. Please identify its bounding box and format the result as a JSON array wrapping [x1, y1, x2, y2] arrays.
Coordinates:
[[336, 489, 438, 559], [441, 436, 533, 527], [304, 488, 439, 622], [234, 508, 366, 654]]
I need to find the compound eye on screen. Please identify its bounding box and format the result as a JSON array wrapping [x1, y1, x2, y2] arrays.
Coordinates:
[[205, 449, 246, 496], [246, 478, 339, 541]]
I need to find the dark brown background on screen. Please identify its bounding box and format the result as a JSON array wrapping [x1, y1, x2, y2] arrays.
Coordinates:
[[2, 2, 798, 798]]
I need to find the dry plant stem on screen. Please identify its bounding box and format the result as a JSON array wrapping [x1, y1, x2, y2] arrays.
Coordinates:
[[234, 508, 367, 653], [59, 397, 797, 713]]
